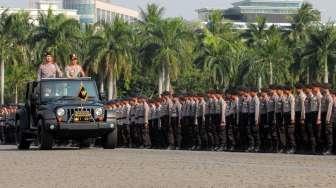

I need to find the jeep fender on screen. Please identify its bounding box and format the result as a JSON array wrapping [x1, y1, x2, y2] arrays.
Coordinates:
[[37, 110, 57, 129]]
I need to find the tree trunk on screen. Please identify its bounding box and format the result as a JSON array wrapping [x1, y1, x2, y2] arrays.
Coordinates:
[[1, 59, 4, 105], [107, 73, 113, 101], [15, 84, 18, 104], [100, 79, 104, 94], [258, 76, 262, 92], [269, 61, 273, 85], [113, 75, 117, 99], [306, 67, 310, 85], [165, 71, 170, 92], [158, 65, 165, 96], [324, 55, 329, 83]]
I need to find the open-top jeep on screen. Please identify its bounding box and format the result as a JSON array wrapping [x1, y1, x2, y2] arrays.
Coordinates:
[[15, 77, 117, 150]]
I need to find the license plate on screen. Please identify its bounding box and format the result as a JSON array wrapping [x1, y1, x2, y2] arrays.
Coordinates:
[[74, 111, 91, 121]]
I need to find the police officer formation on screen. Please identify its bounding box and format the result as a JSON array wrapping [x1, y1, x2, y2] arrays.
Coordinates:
[[106, 83, 336, 155], [0, 105, 17, 144]]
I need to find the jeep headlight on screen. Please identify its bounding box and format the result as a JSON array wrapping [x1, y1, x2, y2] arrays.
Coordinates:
[[56, 108, 65, 117], [95, 107, 104, 116]]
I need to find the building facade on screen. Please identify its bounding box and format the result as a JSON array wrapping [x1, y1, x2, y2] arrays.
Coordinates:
[[1, 0, 79, 25], [63, 0, 139, 24], [197, 0, 305, 24]]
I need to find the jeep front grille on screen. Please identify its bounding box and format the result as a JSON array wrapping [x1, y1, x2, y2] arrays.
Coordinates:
[[65, 108, 95, 123]]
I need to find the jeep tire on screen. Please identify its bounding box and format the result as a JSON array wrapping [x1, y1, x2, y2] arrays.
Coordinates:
[[15, 120, 30, 150], [38, 119, 53, 150], [102, 129, 117, 149]]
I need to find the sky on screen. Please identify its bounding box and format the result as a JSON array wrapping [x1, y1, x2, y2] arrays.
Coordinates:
[[0, 0, 335, 22]]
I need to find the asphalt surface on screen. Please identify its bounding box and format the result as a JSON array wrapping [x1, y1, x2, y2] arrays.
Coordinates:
[[0, 145, 335, 188]]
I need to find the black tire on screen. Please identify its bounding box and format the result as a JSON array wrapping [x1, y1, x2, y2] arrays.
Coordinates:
[[37, 119, 53, 150], [102, 129, 118, 149], [79, 138, 91, 149], [15, 120, 30, 150]]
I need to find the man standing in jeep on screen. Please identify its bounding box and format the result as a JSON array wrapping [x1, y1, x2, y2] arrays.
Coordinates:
[[37, 52, 63, 80]]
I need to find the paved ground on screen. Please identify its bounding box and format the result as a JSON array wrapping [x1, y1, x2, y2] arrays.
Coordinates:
[[0, 145, 335, 188]]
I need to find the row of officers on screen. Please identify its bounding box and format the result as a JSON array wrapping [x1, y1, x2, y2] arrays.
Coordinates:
[[0, 106, 17, 144], [106, 83, 336, 155]]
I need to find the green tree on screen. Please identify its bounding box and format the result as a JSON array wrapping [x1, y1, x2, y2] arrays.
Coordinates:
[[32, 9, 80, 67], [246, 18, 292, 87], [303, 24, 336, 84], [289, 2, 320, 84], [141, 18, 191, 94], [90, 16, 133, 100]]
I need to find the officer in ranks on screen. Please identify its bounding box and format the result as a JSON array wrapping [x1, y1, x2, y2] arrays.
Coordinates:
[[122, 100, 132, 148], [216, 93, 227, 152], [268, 86, 279, 152], [197, 95, 208, 150], [204, 93, 214, 150], [259, 89, 270, 151], [295, 84, 308, 152], [188, 96, 197, 150], [305, 84, 322, 154], [283, 86, 296, 154], [238, 88, 251, 151], [321, 85, 334, 155], [114, 102, 122, 146], [210, 94, 219, 150], [276, 86, 287, 153], [154, 99, 164, 148], [129, 98, 137, 148], [246, 88, 260, 152], [141, 98, 151, 149], [168, 96, 182, 150]]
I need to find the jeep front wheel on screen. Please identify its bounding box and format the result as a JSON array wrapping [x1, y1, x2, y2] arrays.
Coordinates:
[[102, 129, 117, 149], [37, 119, 53, 150], [15, 120, 30, 150]]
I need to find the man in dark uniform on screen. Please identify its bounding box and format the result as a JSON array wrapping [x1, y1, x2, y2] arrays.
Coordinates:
[[217, 93, 227, 152], [283, 86, 296, 154], [198, 96, 208, 150], [321, 85, 333, 155], [190, 96, 202, 150], [259, 89, 271, 151], [204, 93, 214, 150], [239, 88, 251, 151], [129, 99, 137, 148], [168, 96, 182, 150], [295, 84, 308, 153], [268, 86, 280, 152], [246, 88, 260, 152], [305, 84, 322, 154]]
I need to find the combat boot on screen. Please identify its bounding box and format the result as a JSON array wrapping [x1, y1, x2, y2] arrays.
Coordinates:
[[253, 146, 260, 153], [286, 147, 296, 154], [167, 145, 176, 150], [323, 148, 333, 155], [245, 146, 254, 152]]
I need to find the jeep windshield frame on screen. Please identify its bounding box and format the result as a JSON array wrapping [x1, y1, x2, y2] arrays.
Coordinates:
[[39, 79, 99, 103]]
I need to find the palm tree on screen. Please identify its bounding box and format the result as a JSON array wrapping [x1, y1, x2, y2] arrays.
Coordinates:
[[0, 11, 31, 104], [139, 3, 165, 25], [246, 18, 292, 86], [32, 9, 80, 67], [0, 10, 10, 105], [289, 2, 320, 84], [199, 10, 243, 90], [141, 18, 190, 94], [303, 24, 336, 84], [90, 16, 133, 100]]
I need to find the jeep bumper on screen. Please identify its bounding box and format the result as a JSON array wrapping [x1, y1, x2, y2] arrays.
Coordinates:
[[46, 122, 115, 139]]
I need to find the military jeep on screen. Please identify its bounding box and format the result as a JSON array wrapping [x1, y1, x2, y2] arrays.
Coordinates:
[[15, 78, 117, 150]]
